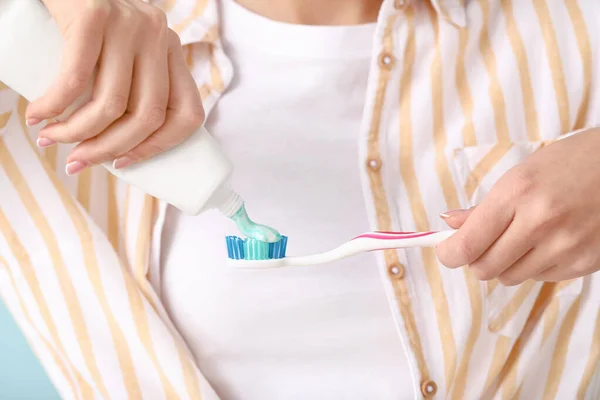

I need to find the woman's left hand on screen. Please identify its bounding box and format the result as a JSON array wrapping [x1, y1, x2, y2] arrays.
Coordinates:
[[436, 128, 600, 285]]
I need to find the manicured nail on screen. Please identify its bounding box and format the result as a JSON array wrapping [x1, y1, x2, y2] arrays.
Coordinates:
[[36, 137, 55, 148], [65, 161, 90, 176], [440, 210, 461, 219], [26, 118, 41, 127], [113, 156, 134, 169]]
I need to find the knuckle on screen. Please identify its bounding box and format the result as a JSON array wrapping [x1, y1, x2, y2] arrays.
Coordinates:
[[497, 271, 522, 286], [127, 147, 146, 161], [572, 257, 594, 275], [45, 105, 66, 117], [457, 235, 477, 263], [537, 190, 563, 215], [114, 5, 139, 29], [556, 231, 582, 255], [498, 275, 521, 287], [115, 3, 135, 20], [132, 138, 168, 160], [47, 127, 74, 143], [103, 95, 128, 120], [530, 195, 564, 235], [179, 106, 205, 129], [44, 122, 81, 143], [145, 7, 168, 29], [506, 166, 537, 197], [73, 146, 116, 165], [469, 264, 492, 281], [85, 3, 112, 23], [471, 264, 495, 281], [66, 72, 91, 94], [93, 149, 119, 163], [61, 128, 84, 143], [168, 29, 182, 47], [570, 264, 585, 276], [138, 106, 167, 130]]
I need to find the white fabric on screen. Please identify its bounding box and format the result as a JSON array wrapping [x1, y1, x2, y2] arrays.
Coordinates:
[[161, 1, 411, 398]]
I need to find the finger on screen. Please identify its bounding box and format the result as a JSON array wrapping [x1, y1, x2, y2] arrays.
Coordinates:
[[67, 19, 170, 167], [493, 246, 553, 286], [113, 31, 204, 168], [440, 207, 476, 229], [466, 216, 535, 281], [532, 265, 578, 282], [27, 12, 106, 123], [532, 248, 597, 282], [38, 22, 136, 143], [436, 189, 515, 268]]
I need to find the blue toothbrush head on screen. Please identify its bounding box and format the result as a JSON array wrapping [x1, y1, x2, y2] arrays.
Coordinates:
[[269, 236, 288, 259], [225, 235, 288, 261], [226, 236, 245, 260]]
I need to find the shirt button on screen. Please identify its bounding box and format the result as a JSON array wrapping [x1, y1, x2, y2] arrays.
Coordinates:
[[388, 264, 405, 279], [421, 380, 438, 398], [366, 158, 381, 172], [378, 52, 396, 70]]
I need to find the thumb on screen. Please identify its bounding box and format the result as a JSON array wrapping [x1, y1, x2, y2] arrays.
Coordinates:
[[439, 206, 476, 229]]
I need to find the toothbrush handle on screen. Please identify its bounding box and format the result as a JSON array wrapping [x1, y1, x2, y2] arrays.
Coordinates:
[[350, 230, 456, 253], [289, 230, 457, 266], [384, 230, 455, 248], [298, 231, 457, 265]]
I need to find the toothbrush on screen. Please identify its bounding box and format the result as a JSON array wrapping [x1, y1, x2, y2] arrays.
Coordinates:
[[226, 230, 456, 269]]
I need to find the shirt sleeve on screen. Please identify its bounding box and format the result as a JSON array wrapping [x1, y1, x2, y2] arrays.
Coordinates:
[[0, 88, 219, 399]]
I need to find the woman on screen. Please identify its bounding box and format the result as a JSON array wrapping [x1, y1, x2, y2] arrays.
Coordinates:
[[1, 0, 599, 398]]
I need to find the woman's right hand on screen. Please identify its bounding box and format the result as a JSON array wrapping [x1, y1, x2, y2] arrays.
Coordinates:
[[28, 0, 205, 175]]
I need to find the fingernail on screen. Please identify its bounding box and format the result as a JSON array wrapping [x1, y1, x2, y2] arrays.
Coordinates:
[[440, 210, 461, 219], [113, 156, 134, 169], [65, 161, 90, 176], [26, 118, 41, 127], [36, 138, 55, 148]]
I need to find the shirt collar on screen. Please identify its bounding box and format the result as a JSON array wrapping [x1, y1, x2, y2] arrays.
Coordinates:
[[429, 0, 467, 28]]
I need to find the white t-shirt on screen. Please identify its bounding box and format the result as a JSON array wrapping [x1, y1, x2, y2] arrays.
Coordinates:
[[161, 1, 410, 398]]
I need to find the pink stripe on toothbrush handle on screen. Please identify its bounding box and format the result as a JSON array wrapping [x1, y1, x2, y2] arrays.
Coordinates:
[[351, 231, 438, 241]]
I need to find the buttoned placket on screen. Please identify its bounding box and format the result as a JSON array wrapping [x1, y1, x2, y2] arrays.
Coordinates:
[[359, 0, 440, 397], [359, 0, 463, 396]]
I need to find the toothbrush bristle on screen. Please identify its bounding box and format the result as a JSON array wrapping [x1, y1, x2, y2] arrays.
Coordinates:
[[269, 236, 288, 259], [226, 236, 245, 260], [226, 235, 288, 260], [244, 238, 270, 260]]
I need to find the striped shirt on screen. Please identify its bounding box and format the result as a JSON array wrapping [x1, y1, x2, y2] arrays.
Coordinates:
[[0, 0, 599, 399]]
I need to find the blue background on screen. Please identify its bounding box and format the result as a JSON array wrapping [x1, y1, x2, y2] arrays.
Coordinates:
[[0, 297, 60, 399]]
